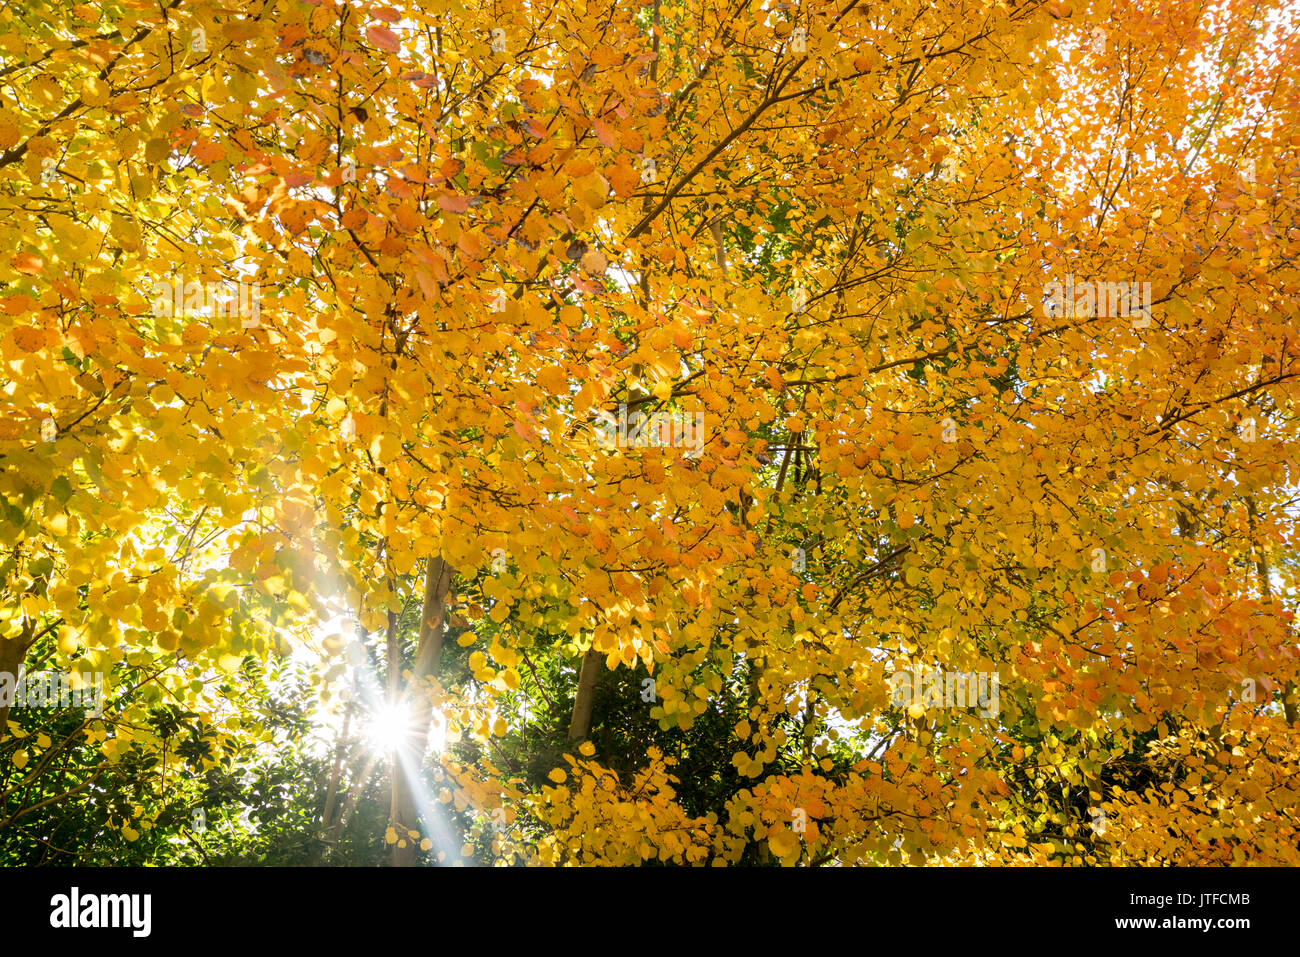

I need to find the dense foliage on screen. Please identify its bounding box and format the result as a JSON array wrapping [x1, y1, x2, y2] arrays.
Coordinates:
[[1, 0, 1298, 865]]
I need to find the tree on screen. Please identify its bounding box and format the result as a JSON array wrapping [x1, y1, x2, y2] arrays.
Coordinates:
[[2, 0, 1298, 866]]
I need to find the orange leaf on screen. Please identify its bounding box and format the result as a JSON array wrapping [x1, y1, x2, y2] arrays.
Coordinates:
[[12, 326, 45, 352], [12, 253, 43, 275], [1, 294, 35, 314], [592, 118, 617, 147], [415, 269, 439, 297], [366, 25, 400, 51], [437, 193, 470, 213]]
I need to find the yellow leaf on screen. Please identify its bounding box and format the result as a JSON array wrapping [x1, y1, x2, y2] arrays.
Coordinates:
[[537, 364, 568, 395]]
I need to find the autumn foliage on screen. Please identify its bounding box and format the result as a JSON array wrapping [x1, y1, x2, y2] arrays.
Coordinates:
[[1, 0, 1298, 866]]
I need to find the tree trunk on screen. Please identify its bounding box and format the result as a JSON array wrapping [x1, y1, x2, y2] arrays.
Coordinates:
[[312, 692, 353, 865], [568, 647, 603, 740], [390, 556, 452, 866], [0, 622, 34, 740]]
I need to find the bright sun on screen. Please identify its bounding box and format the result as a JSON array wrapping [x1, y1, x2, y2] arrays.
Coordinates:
[[363, 702, 448, 756], [365, 702, 415, 753]]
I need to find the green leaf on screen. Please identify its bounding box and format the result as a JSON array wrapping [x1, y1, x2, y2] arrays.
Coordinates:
[[49, 474, 73, 503]]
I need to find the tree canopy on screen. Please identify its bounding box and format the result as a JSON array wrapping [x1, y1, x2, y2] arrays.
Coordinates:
[[1, 0, 1298, 866]]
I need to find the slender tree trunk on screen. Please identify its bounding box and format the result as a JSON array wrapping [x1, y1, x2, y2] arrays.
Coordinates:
[[390, 556, 452, 866], [0, 622, 34, 740], [312, 692, 353, 865], [801, 691, 816, 764], [335, 752, 380, 838], [746, 651, 774, 863], [568, 647, 603, 740]]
